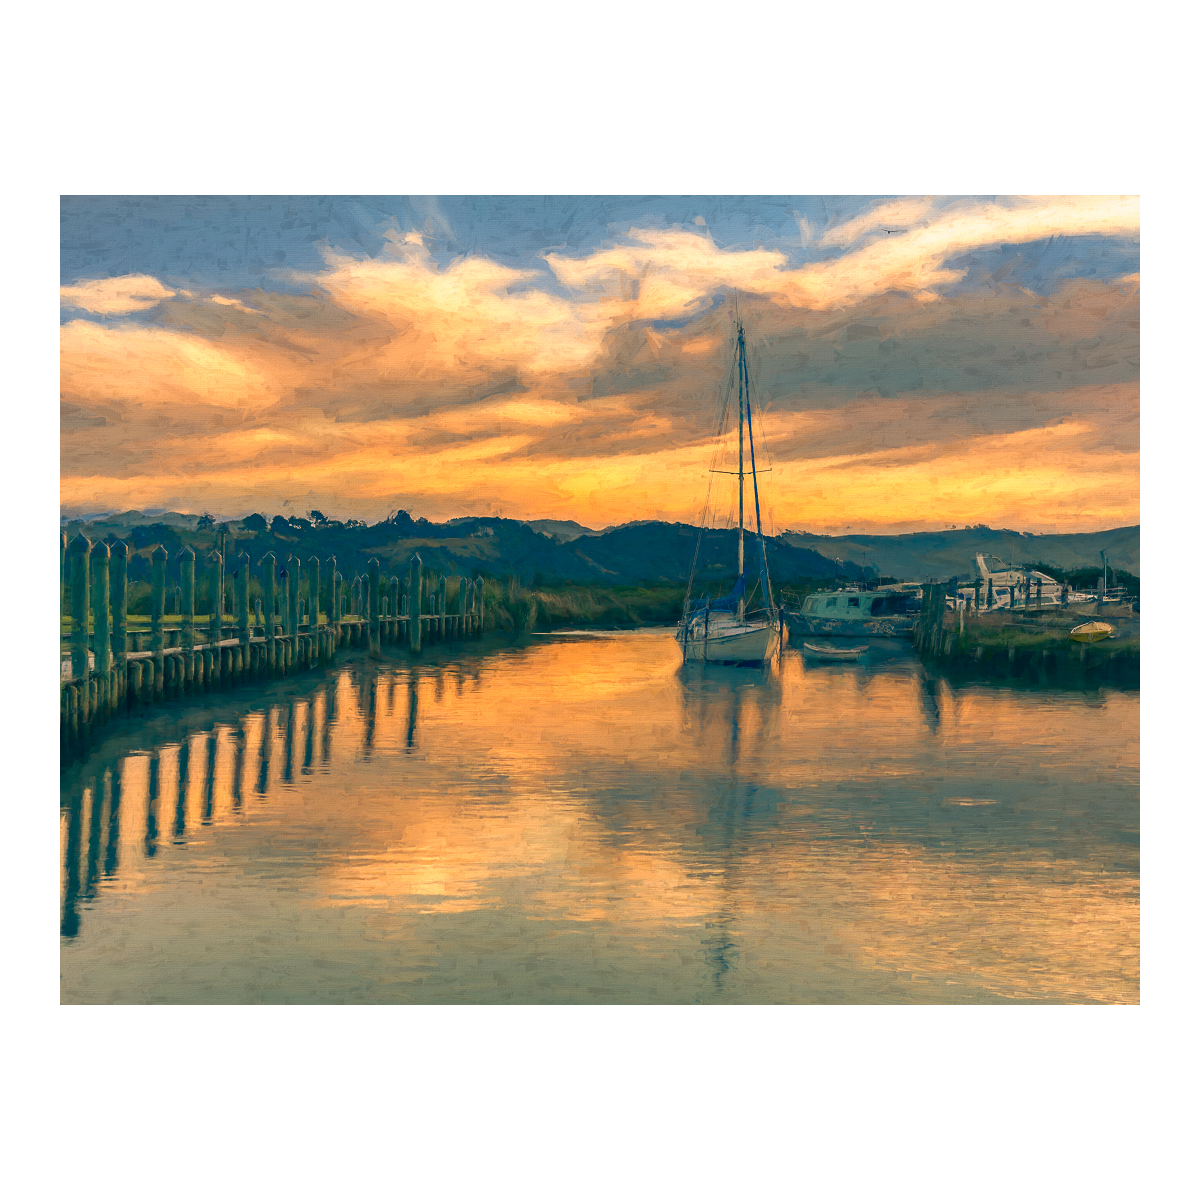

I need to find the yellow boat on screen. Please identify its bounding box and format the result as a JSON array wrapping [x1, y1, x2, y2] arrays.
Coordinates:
[[1070, 621, 1115, 643]]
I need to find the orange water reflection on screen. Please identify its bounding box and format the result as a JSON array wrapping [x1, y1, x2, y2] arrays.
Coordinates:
[[61, 631, 1138, 1003]]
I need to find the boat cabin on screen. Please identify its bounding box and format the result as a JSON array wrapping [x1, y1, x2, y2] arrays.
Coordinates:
[[799, 587, 921, 621]]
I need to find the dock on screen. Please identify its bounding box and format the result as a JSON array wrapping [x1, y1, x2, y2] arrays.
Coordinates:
[[60, 535, 485, 759], [911, 582, 1139, 686]]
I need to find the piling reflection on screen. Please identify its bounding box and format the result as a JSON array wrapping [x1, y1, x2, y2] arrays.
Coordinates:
[[60, 631, 1139, 1005]]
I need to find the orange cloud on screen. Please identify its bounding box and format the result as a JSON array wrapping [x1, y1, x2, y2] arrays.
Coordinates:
[[60, 274, 177, 314]]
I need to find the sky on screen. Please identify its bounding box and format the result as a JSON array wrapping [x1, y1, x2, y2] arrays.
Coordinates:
[[60, 195, 1139, 534]]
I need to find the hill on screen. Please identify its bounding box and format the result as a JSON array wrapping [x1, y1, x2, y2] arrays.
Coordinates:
[[779, 525, 1140, 581], [60, 508, 1138, 597]]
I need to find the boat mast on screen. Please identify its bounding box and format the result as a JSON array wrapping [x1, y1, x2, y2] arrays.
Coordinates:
[[737, 321, 745, 620], [742, 324, 774, 616]]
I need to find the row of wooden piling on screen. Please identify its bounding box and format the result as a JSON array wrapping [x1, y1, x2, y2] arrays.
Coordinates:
[[61, 534, 487, 757]]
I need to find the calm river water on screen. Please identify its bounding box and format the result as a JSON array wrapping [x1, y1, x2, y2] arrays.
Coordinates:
[[60, 629, 1139, 1004]]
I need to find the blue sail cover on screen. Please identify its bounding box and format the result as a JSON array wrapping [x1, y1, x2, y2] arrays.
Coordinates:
[[688, 574, 745, 613]]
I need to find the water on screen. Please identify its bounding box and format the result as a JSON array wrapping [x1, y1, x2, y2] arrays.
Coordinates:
[[60, 630, 1139, 1004]]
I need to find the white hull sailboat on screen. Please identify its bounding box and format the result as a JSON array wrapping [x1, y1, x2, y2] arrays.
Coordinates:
[[677, 316, 783, 666], [680, 612, 781, 663]]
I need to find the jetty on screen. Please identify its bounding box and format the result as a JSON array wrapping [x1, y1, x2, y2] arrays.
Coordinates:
[[911, 581, 1139, 686], [60, 534, 485, 759]]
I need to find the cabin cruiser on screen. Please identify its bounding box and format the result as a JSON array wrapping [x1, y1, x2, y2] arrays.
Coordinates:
[[784, 583, 922, 639], [970, 553, 1063, 609]]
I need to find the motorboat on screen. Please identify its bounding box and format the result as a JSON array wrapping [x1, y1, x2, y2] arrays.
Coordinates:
[[1070, 621, 1116, 643]]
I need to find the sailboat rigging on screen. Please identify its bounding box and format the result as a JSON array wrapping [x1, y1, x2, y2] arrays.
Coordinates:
[[677, 317, 784, 665]]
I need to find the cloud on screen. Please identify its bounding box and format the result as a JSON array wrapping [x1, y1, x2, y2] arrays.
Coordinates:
[[60, 319, 278, 411], [59, 199, 1139, 532], [545, 196, 1141, 317], [60, 274, 177, 314]]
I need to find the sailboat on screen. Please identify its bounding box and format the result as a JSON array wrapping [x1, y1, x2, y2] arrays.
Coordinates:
[[677, 318, 784, 665]]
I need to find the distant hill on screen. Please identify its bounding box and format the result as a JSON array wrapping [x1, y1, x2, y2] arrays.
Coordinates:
[[61, 511, 859, 591], [779, 525, 1140, 580], [60, 509, 203, 536], [60, 508, 1137, 593], [522, 519, 602, 542]]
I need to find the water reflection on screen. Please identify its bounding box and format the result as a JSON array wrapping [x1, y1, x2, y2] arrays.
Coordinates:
[[60, 632, 1139, 1004]]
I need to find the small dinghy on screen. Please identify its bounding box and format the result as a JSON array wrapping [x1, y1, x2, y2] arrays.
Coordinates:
[[802, 642, 868, 661], [1070, 621, 1116, 643]]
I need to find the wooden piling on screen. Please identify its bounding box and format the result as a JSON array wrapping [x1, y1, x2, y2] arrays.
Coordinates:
[[91, 544, 112, 710], [237, 551, 251, 649], [69, 534, 91, 685], [368, 558, 381, 658], [306, 556, 320, 628], [323, 556, 337, 630], [409, 554, 422, 652], [288, 555, 301, 656], [261, 553, 277, 671], [110, 541, 128, 688], [151, 545, 167, 697], [205, 550, 221, 656]]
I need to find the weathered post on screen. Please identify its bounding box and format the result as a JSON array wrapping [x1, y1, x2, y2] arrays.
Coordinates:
[[90, 541, 112, 717], [307, 556, 320, 626], [151, 545, 167, 696], [368, 558, 381, 658], [179, 545, 195, 647], [408, 554, 422, 652], [333, 571, 344, 644], [208, 551, 223, 661], [288, 555, 301, 656], [237, 551, 251, 655], [323, 556, 336, 629], [261, 553, 277, 670], [69, 534, 91, 687], [110, 542, 128, 697]]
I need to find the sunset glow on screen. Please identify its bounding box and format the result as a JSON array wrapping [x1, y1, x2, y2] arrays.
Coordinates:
[[61, 196, 1139, 533]]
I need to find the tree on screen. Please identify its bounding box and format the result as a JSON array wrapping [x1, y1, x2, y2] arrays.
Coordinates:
[[197, 512, 215, 530], [308, 510, 328, 526], [242, 513, 267, 532], [270, 515, 291, 534]]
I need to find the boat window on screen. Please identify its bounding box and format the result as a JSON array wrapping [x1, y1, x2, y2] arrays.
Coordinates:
[[825, 598, 838, 608], [803, 599, 816, 612], [848, 597, 860, 608]]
